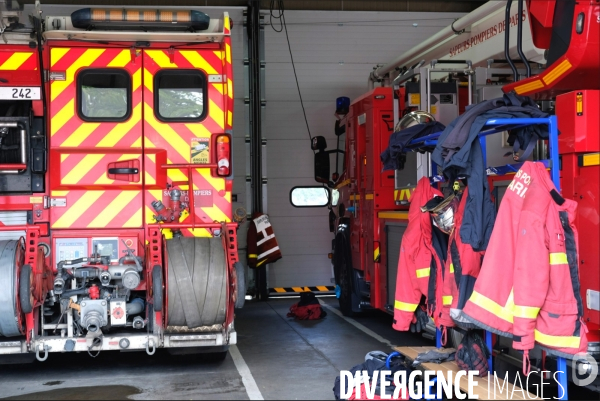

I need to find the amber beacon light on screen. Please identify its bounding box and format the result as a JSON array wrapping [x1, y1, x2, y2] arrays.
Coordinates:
[[71, 8, 210, 31]]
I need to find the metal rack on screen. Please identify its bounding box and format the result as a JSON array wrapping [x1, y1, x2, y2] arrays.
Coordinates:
[[407, 116, 569, 400]]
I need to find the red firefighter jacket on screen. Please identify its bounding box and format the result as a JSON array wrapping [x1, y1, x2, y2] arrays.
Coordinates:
[[247, 213, 282, 268], [393, 178, 444, 331], [463, 162, 587, 361], [437, 187, 485, 331]]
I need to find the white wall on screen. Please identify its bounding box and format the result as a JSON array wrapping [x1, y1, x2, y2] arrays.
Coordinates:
[[263, 10, 465, 288]]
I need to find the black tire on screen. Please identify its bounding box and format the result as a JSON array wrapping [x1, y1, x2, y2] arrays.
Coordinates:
[[166, 237, 227, 328], [19, 264, 33, 314], [152, 265, 163, 312], [234, 262, 246, 309], [338, 254, 354, 317]]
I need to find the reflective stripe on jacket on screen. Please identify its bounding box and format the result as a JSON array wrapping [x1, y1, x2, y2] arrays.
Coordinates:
[[393, 177, 444, 331], [462, 161, 588, 359]]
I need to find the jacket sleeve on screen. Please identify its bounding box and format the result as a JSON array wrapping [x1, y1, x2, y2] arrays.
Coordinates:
[[393, 238, 421, 331], [454, 239, 484, 310], [512, 210, 550, 352], [247, 220, 258, 269]]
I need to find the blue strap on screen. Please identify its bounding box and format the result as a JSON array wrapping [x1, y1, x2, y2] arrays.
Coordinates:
[[386, 351, 401, 369]]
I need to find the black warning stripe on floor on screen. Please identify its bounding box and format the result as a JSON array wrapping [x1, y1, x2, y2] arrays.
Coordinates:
[[270, 286, 335, 294]]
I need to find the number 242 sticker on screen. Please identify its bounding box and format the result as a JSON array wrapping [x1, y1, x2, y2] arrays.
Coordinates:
[[0, 87, 41, 100]]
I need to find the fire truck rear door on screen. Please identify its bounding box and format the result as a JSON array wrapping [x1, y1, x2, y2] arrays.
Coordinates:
[[49, 47, 143, 230], [142, 48, 231, 237]]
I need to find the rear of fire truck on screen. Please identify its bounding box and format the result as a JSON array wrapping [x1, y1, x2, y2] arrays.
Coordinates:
[[0, 2, 243, 361]]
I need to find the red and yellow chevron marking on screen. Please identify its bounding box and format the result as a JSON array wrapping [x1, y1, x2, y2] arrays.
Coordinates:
[[48, 46, 233, 234], [49, 47, 143, 229], [0, 51, 37, 70], [223, 34, 234, 130], [223, 13, 231, 35], [50, 190, 143, 229], [374, 242, 380, 263], [142, 49, 232, 236], [143, 49, 227, 133], [52, 151, 142, 187], [50, 48, 142, 150]]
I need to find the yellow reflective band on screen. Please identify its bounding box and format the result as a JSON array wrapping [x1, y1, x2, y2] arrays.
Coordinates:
[[443, 296, 453, 306], [377, 211, 409, 220], [374, 247, 380, 262], [449, 264, 454, 273], [248, 254, 257, 259], [469, 291, 514, 323], [513, 305, 540, 319], [394, 300, 418, 312], [514, 79, 544, 95], [550, 252, 568, 265], [416, 268, 430, 278], [535, 329, 581, 349], [542, 59, 572, 85], [580, 153, 599, 167]]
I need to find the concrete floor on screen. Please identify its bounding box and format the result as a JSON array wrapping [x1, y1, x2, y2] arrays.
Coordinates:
[[0, 297, 430, 400]]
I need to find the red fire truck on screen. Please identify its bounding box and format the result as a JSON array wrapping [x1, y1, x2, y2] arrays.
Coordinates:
[[313, 0, 599, 366], [0, 4, 243, 360]]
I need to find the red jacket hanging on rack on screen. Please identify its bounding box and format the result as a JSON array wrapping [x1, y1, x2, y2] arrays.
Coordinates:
[[462, 161, 588, 360], [393, 177, 444, 331], [437, 187, 485, 331], [247, 213, 282, 268]]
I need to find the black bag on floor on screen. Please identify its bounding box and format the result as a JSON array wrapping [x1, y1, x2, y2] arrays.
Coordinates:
[[287, 291, 327, 320]]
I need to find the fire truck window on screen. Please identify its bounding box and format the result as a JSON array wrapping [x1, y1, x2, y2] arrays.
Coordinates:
[[78, 69, 130, 121], [290, 186, 330, 208], [155, 70, 206, 121]]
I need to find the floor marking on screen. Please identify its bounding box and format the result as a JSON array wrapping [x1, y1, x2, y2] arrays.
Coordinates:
[[319, 300, 395, 348], [230, 344, 264, 400]]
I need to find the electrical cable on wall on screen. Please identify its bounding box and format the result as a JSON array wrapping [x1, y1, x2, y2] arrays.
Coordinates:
[[270, 1, 341, 199], [269, 0, 313, 144]]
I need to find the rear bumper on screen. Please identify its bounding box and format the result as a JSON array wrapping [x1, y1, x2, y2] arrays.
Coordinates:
[[0, 327, 236, 356]]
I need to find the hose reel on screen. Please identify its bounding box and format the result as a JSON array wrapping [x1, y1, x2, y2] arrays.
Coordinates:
[[0, 240, 24, 337]]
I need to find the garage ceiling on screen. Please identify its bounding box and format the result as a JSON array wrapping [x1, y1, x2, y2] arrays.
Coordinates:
[[21, 0, 487, 13]]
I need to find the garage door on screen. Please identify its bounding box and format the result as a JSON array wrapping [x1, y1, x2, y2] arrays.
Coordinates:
[[262, 10, 466, 290]]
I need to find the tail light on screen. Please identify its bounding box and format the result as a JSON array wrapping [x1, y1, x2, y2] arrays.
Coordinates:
[[216, 135, 231, 176]]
